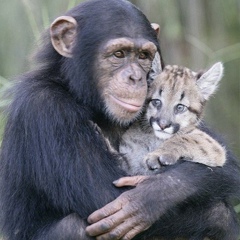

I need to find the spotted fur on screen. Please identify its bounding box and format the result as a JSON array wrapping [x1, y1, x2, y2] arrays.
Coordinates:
[[119, 62, 226, 175]]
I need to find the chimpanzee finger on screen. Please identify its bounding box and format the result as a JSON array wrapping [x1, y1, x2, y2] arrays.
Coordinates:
[[113, 176, 147, 187], [96, 219, 144, 240], [122, 224, 150, 240], [86, 209, 128, 237], [87, 196, 126, 225]]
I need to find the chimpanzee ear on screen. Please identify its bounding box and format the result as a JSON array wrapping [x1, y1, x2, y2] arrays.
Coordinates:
[[196, 62, 224, 100], [50, 16, 78, 58], [151, 23, 160, 37]]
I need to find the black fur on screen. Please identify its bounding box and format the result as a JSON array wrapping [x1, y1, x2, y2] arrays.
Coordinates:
[[0, 0, 239, 239]]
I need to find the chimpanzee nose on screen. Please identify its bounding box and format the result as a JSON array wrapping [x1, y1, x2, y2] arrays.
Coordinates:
[[159, 119, 171, 130], [130, 74, 142, 83], [130, 72, 142, 83], [129, 64, 142, 83]]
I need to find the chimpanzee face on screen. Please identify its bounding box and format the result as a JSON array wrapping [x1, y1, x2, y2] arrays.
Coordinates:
[[50, 16, 159, 125], [97, 37, 157, 124]]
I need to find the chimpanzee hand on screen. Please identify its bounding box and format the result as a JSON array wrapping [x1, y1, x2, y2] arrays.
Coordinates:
[[86, 162, 214, 240], [86, 176, 162, 240], [113, 176, 147, 187]]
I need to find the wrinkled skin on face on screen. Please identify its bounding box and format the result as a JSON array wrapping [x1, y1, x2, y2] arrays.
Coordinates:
[[97, 38, 157, 125]]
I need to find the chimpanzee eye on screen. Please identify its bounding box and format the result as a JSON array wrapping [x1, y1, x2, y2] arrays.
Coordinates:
[[151, 99, 162, 108], [139, 51, 149, 60], [175, 104, 187, 114], [114, 50, 125, 58]]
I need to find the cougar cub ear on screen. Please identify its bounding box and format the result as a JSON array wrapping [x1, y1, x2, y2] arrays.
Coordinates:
[[149, 23, 162, 82], [151, 23, 160, 36], [148, 52, 163, 82], [196, 62, 224, 100]]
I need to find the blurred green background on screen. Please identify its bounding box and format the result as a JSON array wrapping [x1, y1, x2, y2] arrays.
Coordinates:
[[0, 0, 239, 233]]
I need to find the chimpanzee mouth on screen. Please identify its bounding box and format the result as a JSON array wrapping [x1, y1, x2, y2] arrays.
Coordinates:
[[110, 95, 143, 112]]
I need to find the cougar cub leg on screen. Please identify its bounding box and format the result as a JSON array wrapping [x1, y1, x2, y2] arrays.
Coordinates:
[[145, 150, 179, 170]]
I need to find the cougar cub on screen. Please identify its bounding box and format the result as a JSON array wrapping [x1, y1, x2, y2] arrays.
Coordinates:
[[119, 62, 226, 175]]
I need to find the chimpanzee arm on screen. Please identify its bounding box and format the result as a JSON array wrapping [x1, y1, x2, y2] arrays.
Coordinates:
[[34, 214, 95, 240], [0, 80, 126, 239], [86, 151, 240, 239], [1, 80, 239, 240]]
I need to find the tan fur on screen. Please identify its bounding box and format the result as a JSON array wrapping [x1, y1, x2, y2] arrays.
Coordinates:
[[146, 126, 226, 168], [96, 63, 224, 239], [120, 63, 226, 176], [144, 64, 226, 168]]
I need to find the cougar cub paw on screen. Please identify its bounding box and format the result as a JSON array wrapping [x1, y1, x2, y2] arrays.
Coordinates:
[[159, 154, 178, 166], [145, 154, 161, 171], [145, 153, 178, 171]]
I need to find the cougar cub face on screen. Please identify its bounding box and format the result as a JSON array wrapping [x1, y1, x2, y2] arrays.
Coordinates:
[[146, 63, 223, 139]]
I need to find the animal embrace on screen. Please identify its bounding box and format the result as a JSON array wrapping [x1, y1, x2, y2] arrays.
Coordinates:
[[118, 62, 226, 176], [0, 0, 239, 239]]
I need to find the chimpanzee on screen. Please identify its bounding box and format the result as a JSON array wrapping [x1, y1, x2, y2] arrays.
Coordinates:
[[0, 0, 239, 239]]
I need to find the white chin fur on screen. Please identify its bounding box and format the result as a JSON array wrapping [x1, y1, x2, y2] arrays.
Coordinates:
[[152, 122, 173, 139], [154, 130, 172, 140]]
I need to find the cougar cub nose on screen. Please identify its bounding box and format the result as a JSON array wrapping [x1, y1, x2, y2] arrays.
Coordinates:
[[158, 119, 171, 130]]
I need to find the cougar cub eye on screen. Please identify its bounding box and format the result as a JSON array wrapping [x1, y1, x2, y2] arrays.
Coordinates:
[[175, 104, 187, 114], [151, 99, 162, 108]]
